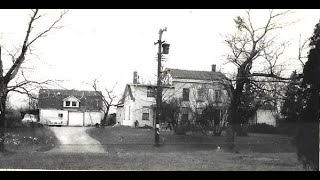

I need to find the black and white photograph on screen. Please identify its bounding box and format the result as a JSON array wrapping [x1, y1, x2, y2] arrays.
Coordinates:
[[0, 9, 319, 171]]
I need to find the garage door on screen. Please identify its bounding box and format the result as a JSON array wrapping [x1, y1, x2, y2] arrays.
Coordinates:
[[68, 112, 84, 126]]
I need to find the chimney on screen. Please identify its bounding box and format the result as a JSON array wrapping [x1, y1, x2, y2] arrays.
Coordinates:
[[133, 71, 138, 84], [211, 64, 216, 72]]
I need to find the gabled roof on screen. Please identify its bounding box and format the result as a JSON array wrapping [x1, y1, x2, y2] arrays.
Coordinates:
[[117, 85, 135, 105], [166, 68, 227, 81], [117, 83, 174, 106], [38, 89, 103, 111], [62, 95, 81, 102]]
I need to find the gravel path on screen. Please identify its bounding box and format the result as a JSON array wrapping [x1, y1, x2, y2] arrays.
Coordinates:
[[47, 127, 105, 153]]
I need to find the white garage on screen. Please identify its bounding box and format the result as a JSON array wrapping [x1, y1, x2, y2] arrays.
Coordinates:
[[68, 112, 84, 126]]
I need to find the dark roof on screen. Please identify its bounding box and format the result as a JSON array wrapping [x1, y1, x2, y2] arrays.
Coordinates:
[[166, 68, 227, 81], [38, 89, 103, 111]]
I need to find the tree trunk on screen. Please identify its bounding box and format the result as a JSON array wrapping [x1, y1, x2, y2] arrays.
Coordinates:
[[297, 84, 319, 170], [102, 106, 110, 126], [0, 88, 7, 152], [226, 73, 245, 150]]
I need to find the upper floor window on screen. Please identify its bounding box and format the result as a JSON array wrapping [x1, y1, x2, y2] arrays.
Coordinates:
[[182, 88, 189, 101], [64, 100, 79, 107], [197, 88, 205, 101], [65, 101, 70, 107], [63, 96, 80, 108], [215, 90, 221, 102], [147, 87, 156, 97], [72, 101, 77, 107]]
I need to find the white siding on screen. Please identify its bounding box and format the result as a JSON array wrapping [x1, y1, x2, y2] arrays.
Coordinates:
[[39, 109, 68, 125], [84, 111, 103, 126], [116, 106, 124, 125], [256, 109, 276, 126], [40, 109, 102, 126]]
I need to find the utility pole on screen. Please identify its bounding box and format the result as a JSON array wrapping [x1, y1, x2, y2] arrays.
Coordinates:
[[154, 27, 167, 147]]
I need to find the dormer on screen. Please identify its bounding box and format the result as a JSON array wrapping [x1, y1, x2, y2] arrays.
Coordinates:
[[63, 96, 81, 108]]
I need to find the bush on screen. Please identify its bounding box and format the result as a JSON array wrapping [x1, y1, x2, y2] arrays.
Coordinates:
[[278, 119, 297, 136], [173, 124, 198, 135], [247, 123, 280, 134], [174, 126, 187, 135], [138, 124, 153, 129]]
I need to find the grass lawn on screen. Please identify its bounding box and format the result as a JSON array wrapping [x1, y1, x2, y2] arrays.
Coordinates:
[[76, 126, 303, 171], [0, 126, 304, 170], [0, 150, 303, 171], [86, 126, 297, 154], [1, 126, 58, 153]]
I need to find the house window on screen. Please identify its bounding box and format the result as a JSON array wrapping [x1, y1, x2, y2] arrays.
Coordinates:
[[64, 100, 79, 108], [215, 90, 221, 102], [72, 101, 77, 107], [142, 107, 150, 120], [181, 107, 189, 122], [147, 87, 156, 97], [58, 113, 63, 118], [128, 106, 131, 120], [197, 88, 205, 101], [182, 88, 189, 101]]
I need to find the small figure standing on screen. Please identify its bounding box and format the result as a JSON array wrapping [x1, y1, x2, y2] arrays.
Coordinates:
[[134, 120, 139, 128]]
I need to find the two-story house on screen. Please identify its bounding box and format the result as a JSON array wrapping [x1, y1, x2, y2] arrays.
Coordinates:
[[116, 65, 230, 127], [116, 72, 175, 127]]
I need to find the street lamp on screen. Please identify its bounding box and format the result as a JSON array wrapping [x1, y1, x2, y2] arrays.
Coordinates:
[[154, 27, 170, 147]]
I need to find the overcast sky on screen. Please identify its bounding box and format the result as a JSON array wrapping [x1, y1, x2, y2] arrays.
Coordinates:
[[1, 9, 319, 108]]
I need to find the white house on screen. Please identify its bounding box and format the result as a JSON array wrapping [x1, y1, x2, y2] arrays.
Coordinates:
[[38, 89, 103, 126], [116, 78, 175, 127], [116, 65, 230, 127]]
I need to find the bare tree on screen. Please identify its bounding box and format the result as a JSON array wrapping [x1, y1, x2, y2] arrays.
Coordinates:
[[222, 10, 303, 150], [92, 79, 122, 126], [0, 9, 68, 152]]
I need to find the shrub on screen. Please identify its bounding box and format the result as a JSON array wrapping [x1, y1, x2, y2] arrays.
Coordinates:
[[247, 123, 280, 134], [174, 126, 187, 135], [138, 124, 153, 129], [277, 118, 297, 136]]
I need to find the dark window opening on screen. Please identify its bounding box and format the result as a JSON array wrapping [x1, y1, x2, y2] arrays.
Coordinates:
[[215, 90, 221, 102], [147, 87, 156, 97], [66, 101, 70, 106], [142, 113, 149, 120], [72, 101, 77, 107], [182, 88, 189, 101], [197, 88, 205, 101], [142, 107, 150, 120]]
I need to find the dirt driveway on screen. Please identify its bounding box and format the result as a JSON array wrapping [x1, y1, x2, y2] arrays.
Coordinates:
[[47, 127, 105, 153]]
